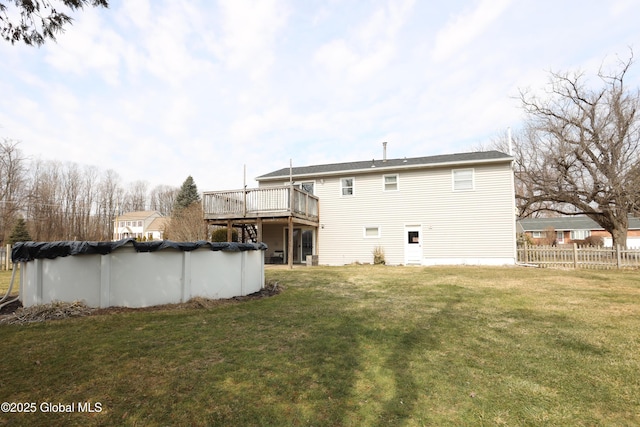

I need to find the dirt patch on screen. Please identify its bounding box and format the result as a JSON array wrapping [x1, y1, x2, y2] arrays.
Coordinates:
[[0, 298, 22, 315], [0, 281, 282, 325]]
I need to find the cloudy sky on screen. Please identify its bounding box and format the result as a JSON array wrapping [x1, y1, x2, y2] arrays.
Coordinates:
[[1, 0, 639, 192]]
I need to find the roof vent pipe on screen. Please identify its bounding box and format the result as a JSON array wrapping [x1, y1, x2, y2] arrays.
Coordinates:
[[382, 141, 387, 162]]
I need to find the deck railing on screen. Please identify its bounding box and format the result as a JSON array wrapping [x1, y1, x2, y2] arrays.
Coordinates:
[[203, 186, 319, 220]]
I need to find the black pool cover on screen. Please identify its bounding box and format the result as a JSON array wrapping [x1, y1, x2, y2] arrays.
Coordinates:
[[12, 239, 267, 262]]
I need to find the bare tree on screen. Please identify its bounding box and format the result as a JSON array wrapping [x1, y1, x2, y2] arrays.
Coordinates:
[[149, 184, 178, 216], [95, 169, 122, 240], [517, 53, 640, 247], [0, 138, 26, 244], [122, 180, 148, 213], [26, 159, 64, 241], [163, 202, 207, 242]]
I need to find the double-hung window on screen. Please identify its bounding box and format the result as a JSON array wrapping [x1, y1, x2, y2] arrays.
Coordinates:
[[452, 169, 474, 191], [341, 178, 354, 196], [383, 174, 398, 191]]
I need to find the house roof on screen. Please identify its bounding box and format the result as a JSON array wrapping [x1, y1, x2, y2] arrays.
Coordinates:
[[117, 211, 162, 221], [256, 150, 512, 181], [147, 217, 169, 231], [518, 216, 640, 232]]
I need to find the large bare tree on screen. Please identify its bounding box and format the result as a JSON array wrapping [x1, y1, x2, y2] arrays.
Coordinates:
[[517, 54, 640, 247]]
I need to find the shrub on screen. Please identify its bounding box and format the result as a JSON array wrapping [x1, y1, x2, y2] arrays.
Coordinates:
[[517, 232, 534, 247], [211, 227, 238, 242], [583, 235, 604, 247], [372, 246, 386, 265]]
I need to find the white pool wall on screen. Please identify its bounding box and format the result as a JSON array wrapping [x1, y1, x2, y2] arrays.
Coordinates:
[[19, 243, 266, 308]]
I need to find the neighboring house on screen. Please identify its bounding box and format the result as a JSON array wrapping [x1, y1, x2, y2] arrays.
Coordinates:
[[203, 150, 517, 266], [113, 211, 169, 241], [517, 216, 640, 248]]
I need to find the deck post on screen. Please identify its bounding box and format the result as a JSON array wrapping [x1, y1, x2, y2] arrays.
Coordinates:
[[288, 216, 294, 269], [257, 218, 263, 243], [227, 220, 233, 242]]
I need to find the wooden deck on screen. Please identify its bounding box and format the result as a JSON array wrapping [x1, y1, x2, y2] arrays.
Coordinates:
[[202, 186, 319, 225]]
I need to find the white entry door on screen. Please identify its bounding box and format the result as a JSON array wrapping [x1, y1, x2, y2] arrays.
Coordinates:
[[404, 225, 422, 265]]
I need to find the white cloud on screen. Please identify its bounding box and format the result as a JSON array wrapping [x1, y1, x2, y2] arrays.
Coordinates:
[[43, 9, 124, 86], [313, 0, 415, 82], [432, 0, 512, 62], [3, 0, 640, 193], [216, 0, 290, 79]]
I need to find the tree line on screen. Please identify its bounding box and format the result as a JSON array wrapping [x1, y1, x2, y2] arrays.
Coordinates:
[[0, 139, 180, 244]]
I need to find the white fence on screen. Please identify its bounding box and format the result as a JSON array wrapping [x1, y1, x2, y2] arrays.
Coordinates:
[[518, 243, 640, 269]]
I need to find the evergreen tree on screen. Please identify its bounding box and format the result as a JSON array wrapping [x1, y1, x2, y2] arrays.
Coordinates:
[[173, 176, 201, 212], [9, 218, 32, 244], [1, 0, 109, 47]]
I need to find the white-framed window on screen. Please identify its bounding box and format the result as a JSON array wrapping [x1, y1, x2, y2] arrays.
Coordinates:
[[532, 231, 544, 238], [290, 181, 315, 195], [363, 226, 381, 238], [556, 231, 564, 244], [570, 230, 591, 240], [452, 168, 474, 191], [341, 177, 354, 196], [300, 181, 315, 194], [383, 174, 399, 191]]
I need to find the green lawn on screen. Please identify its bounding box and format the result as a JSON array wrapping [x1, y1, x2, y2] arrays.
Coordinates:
[[0, 268, 19, 297], [1, 266, 639, 426]]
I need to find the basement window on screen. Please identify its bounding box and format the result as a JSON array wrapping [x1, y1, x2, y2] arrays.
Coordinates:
[[364, 226, 381, 238]]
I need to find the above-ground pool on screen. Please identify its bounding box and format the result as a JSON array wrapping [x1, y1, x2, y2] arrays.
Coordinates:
[[12, 239, 267, 308]]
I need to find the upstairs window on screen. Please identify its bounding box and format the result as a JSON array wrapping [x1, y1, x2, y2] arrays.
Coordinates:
[[383, 174, 398, 191], [452, 169, 474, 191], [341, 177, 354, 196]]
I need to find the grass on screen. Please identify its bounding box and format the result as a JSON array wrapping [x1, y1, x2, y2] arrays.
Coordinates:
[[0, 268, 19, 297], [1, 265, 639, 426]]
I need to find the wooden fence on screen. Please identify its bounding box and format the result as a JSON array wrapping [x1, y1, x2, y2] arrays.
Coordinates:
[[518, 243, 640, 269]]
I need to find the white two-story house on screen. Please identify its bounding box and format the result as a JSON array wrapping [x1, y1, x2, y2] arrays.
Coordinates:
[[203, 150, 517, 266], [113, 211, 169, 241]]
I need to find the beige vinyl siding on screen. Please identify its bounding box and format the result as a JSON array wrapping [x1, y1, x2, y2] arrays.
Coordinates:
[[315, 172, 406, 265], [256, 160, 516, 265], [261, 224, 286, 259], [314, 163, 515, 265], [419, 165, 515, 261]]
